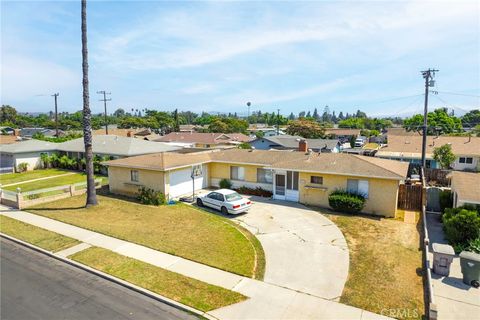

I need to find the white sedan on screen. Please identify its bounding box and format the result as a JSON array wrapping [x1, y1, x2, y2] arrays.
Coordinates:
[[197, 189, 252, 215]]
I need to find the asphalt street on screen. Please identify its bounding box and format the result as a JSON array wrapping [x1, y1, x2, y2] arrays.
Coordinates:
[[0, 238, 199, 320]]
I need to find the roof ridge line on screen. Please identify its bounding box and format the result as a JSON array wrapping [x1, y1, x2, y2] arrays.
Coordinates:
[[351, 154, 403, 178]]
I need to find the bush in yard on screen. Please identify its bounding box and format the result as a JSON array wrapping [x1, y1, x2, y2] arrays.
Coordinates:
[[219, 178, 232, 189], [442, 207, 480, 247], [17, 162, 29, 172], [235, 186, 273, 197], [439, 190, 453, 213], [328, 190, 366, 214], [137, 187, 166, 206]]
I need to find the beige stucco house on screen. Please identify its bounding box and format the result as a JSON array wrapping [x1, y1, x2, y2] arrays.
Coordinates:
[[105, 149, 409, 217]]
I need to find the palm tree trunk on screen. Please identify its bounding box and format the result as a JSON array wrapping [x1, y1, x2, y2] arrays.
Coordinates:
[[81, 0, 98, 206]]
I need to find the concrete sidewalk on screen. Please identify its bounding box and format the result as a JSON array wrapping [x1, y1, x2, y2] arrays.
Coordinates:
[[426, 213, 480, 320], [0, 205, 390, 319]]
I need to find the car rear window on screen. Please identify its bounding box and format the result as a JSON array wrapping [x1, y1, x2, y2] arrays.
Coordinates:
[[225, 192, 242, 202]]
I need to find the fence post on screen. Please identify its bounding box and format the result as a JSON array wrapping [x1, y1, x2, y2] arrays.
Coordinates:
[[16, 187, 23, 209], [70, 184, 75, 196]]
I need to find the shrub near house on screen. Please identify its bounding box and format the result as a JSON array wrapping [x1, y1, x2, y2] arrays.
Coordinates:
[[328, 190, 366, 214]]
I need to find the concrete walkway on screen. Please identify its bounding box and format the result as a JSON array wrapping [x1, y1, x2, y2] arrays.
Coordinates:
[[0, 205, 390, 319], [426, 213, 480, 320], [1, 172, 77, 188]]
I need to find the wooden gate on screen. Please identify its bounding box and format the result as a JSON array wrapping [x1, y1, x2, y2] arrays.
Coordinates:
[[398, 184, 423, 211]]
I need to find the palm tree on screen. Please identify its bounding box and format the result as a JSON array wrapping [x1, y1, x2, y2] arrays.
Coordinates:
[[81, 0, 98, 206]]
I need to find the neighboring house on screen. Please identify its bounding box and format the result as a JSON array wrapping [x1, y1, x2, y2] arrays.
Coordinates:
[[376, 135, 480, 171], [105, 149, 409, 217], [0, 135, 182, 172], [0, 135, 21, 145], [155, 132, 251, 148], [248, 127, 286, 137], [132, 128, 161, 141], [179, 125, 206, 132], [250, 135, 341, 153], [449, 171, 480, 209], [0, 139, 58, 171], [324, 128, 361, 141], [0, 126, 15, 135], [20, 128, 64, 138]]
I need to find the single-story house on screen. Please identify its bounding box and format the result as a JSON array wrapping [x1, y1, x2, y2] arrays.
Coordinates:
[[376, 135, 480, 171], [0, 135, 183, 172], [250, 135, 341, 153], [155, 132, 251, 148], [20, 127, 64, 138], [105, 149, 409, 217], [0, 126, 15, 135], [248, 127, 286, 137], [449, 171, 480, 209], [324, 128, 361, 141], [0, 139, 58, 171]]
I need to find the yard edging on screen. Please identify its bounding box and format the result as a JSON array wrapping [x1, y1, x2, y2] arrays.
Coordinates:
[[0, 233, 219, 320]]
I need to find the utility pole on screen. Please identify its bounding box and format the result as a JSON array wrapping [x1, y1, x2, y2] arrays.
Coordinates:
[[420, 68, 439, 169], [246, 102, 251, 123], [52, 93, 59, 137], [276, 109, 280, 136], [97, 91, 111, 134]]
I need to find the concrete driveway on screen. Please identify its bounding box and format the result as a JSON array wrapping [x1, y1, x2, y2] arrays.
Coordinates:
[[232, 196, 349, 301]]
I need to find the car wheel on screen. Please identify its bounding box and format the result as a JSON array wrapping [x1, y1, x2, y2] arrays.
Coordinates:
[[196, 198, 203, 207], [221, 206, 228, 215]]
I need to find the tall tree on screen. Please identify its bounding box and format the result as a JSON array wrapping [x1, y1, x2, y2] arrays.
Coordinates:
[[81, 0, 98, 206]]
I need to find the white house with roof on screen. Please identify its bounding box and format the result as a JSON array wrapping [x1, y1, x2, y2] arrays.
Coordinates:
[[0, 135, 182, 172]]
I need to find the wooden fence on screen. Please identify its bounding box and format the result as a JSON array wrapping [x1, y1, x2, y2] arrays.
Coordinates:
[[424, 168, 451, 186], [398, 183, 423, 211]]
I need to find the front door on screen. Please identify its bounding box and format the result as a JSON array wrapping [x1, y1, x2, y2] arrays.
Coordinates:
[[274, 173, 286, 200]]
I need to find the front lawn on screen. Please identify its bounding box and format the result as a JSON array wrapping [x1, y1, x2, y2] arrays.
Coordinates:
[[70, 247, 247, 312], [28, 194, 264, 278], [322, 210, 424, 320], [0, 215, 80, 252], [0, 169, 69, 186], [4, 173, 108, 192]]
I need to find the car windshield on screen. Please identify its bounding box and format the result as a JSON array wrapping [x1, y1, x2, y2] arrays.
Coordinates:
[[225, 192, 243, 202]]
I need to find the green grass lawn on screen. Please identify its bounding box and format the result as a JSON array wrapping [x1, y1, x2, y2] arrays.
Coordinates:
[[0, 215, 80, 252], [0, 169, 70, 186], [28, 194, 264, 278], [321, 210, 424, 320], [70, 247, 247, 312], [4, 173, 108, 192]]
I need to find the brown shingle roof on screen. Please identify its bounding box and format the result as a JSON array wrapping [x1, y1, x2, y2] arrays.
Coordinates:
[[105, 149, 408, 179], [0, 135, 20, 144], [379, 135, 480, 157], [155, 132, 251, 144], [324, 128, 361, 136], [450, 171, 480, 203]]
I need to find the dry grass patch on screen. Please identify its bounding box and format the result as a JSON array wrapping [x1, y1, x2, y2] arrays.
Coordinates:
[[70, 247, 247, 312], [29, 194, 263, 278], [0, 215, 80, 252], [322, 211, 424, 320]]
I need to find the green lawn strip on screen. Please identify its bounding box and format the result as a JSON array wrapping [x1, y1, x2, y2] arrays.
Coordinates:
[[0, 215, 80, 252], [28, 194, 260, 278], [69, 247, 247, 312], [4, 173, 108, 193], [321, 210, 424, 320], [0, 169, 70, 186]]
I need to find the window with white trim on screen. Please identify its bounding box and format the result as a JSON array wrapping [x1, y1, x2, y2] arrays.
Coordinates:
[[347, 179, 369, 198], [131, 170, 139, 182], [459, 157, 473, 164], [257, 168, 273, 183], [230, 166, 245, 181]]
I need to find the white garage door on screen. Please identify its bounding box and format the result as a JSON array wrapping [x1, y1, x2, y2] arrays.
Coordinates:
[[169, 165, 206, 199]]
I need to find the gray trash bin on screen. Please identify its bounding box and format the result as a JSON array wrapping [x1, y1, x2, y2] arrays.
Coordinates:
[[432, 243, 455, 276], [459, 251, 480, 288]]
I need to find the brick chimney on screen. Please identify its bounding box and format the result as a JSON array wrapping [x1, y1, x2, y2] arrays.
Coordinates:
[[127, 130, 133, 137], [299, 139, 308, 152]]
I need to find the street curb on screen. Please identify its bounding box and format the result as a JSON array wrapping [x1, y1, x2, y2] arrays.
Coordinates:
[[0, 233, 219, 320]]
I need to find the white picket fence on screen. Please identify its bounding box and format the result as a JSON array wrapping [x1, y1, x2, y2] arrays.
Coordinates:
[[0, 178, 102, 209]]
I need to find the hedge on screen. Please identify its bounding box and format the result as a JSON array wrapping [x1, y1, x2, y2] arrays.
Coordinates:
[[328, 190, 366, 214]]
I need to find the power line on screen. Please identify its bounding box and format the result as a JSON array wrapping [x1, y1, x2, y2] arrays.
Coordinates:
[[97, 91, 111, 135], [436, 91, 480, 98]]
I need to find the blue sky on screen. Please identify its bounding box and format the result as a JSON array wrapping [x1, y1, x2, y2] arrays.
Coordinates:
[[1, 0, 479, 117]]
